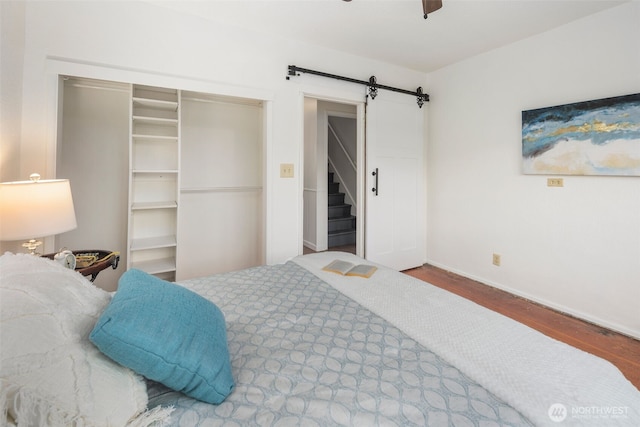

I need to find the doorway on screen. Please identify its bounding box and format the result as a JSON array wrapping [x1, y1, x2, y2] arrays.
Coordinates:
[[300, 90, 425, 269], [302, 98, 362, 256]]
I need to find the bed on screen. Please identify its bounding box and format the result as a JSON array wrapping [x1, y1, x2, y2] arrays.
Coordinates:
[[1, 251, 639, 426]]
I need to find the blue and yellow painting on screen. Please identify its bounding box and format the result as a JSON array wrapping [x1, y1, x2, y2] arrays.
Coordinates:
[[522, 93, 640, 176]]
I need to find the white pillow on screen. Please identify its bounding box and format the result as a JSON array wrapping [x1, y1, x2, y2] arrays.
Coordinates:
[[0, 252, 172, 426]]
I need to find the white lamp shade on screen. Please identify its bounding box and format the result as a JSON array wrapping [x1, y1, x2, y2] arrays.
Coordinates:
[[0, 178, 77, 241]]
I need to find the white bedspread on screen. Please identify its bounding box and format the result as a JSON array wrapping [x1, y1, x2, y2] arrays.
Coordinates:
[[293, 252, 640, 426]]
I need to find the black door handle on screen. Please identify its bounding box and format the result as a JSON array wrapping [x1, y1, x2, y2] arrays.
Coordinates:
[[372, 168, 378, 196]]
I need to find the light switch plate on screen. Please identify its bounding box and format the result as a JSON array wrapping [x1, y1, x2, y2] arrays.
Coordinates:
[[280, 163, 294, 178]]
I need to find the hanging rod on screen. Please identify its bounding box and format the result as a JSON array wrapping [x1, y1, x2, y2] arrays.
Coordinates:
[[286, 65, 429, 108]]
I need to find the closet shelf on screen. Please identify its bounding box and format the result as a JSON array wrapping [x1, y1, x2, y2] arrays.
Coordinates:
[[181, 186, 263, 193], [131, 201, 177, 210], [130, 257, 176, 275], [133, 115, 178, 126], [132, 134, 178, 142], [132, 97, 178, 111], [132, 169, 178, 175], [130, 235, 177, 251]]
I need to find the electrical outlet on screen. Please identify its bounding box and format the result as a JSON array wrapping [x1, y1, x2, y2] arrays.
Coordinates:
[[492, 253, 501, 267], [547, 177, 564, 187], [280, 163, 294, 178]]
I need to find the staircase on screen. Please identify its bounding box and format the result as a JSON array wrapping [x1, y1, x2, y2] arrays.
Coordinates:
[[328, 172, 356, 247]]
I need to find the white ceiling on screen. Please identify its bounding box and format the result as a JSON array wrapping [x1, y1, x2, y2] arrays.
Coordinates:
[[148, 0, 628, 73]]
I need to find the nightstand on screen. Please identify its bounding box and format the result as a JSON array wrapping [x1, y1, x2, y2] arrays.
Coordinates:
[[43, 249, 120, 282]]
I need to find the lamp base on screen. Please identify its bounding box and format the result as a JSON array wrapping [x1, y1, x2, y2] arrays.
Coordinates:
[[22, 239, 43, 255]]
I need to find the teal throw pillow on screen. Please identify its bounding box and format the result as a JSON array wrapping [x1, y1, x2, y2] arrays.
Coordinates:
[[90, 269, 234, 404]]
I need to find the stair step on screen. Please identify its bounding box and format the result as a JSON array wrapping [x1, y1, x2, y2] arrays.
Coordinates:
[[328, 230, 356, 247], [328, 204, 351, 219], [328, 171, 355, 247], [328, 192, 345, 206], [329, 215, 356, 233]]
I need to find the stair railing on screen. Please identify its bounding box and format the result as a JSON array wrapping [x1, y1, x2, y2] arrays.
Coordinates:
[[328, 122, 357, 213]]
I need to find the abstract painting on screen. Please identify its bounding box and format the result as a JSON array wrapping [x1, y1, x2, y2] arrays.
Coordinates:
[[522, 93, 640, 176]]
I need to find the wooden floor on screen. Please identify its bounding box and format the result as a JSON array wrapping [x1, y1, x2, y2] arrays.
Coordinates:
[[403, 263, 640, 390]]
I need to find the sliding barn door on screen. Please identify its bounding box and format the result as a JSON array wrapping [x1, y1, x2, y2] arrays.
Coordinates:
[[365, 92, 425, 271]]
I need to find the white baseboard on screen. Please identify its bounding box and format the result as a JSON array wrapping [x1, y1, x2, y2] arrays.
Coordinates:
[[425, 259, 640, 341], [303, 240, 318, 251]]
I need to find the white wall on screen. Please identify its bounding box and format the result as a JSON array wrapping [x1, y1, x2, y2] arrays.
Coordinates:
[[0, 1, 24, 184], [427, 2, 640, 338], [0, 1, 28, 254], [1, 0, 426, 259]]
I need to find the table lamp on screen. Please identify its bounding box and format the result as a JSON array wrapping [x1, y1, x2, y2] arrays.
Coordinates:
[[0, 173, 77, 255]]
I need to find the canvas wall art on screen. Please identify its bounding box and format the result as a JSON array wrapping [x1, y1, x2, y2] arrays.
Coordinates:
[[522, 93, 640, 176]]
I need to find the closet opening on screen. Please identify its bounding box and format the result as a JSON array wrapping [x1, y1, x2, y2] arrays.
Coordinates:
[[56, 75, 266, 290]]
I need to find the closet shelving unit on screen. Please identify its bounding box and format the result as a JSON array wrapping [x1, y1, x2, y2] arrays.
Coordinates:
[[128, 84, 180, 280]]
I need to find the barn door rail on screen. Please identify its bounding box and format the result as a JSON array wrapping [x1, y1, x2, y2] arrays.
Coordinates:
[[286, 65, 429, 108]]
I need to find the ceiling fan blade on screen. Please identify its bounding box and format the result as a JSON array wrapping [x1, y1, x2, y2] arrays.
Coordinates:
[[422, 0, 443, 19]]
